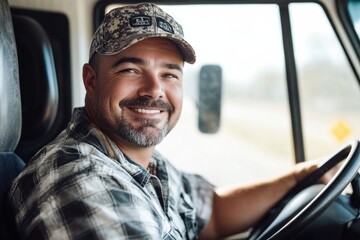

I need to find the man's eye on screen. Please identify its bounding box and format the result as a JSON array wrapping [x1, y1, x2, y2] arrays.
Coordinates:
[[121, 68, 136, 73], [164, 74, 179, 79], [114, 68, 138, 75]]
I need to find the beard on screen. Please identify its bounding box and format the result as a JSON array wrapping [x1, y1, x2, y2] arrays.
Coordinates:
[[93, 96, 175, 147], [115, 113, 169, 147]]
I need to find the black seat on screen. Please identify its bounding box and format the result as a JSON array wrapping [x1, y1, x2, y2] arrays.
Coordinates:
[[0, 0, 26, 238], [0, 155, 25, 239]]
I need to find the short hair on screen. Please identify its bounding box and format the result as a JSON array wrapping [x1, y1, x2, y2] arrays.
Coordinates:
[[88, 52, 100, 72]]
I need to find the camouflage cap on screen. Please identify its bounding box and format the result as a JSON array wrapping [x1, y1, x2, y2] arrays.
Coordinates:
[[89, 3, 196, 64]]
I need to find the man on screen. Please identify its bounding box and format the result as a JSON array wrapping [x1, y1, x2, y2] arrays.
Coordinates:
[[8, 3, 327, 239]]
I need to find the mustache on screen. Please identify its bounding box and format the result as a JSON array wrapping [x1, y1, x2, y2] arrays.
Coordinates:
[[119, 97, 174, 112]]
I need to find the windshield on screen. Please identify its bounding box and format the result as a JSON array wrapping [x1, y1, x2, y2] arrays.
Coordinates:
[[104, 2, 360, 186]]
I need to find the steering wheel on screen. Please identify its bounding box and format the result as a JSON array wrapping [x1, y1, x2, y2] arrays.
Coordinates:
[[248, 140, 360, 240]]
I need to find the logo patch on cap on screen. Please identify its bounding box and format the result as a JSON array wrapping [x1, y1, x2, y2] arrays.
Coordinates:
[[130, 16, 152, 27], [156, 17, 174, 34]]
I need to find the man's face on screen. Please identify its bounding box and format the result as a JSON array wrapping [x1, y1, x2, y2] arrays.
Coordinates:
[[85, 38, 184, 147]]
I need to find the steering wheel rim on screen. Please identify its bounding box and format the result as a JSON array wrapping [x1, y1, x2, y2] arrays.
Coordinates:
[[248, 140, 360, 240]]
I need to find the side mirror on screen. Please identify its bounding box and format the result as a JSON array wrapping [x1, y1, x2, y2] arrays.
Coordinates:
[[198, 65, 222, 133]]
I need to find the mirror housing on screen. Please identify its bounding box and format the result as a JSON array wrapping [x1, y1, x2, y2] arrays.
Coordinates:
[[198, 65, 222, 133]]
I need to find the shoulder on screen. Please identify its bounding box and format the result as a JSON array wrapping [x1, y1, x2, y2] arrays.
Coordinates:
[[8, 139, 125, 208]]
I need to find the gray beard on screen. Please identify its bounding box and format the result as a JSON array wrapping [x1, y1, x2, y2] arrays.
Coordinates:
[[114, 114, 169, 147], [92, 95, 173, 147]]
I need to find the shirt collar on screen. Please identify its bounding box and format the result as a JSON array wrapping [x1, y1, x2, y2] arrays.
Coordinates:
[[69, 107, 153, 186]]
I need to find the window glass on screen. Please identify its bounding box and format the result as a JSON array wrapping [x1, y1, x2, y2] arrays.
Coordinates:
[[106, 4, 294, 185], [290, 3, 360, 160], [348, 0, 360, 38]]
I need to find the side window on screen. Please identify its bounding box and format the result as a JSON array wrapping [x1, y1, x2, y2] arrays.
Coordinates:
[[157, 5, 294, 185], [290, 3, 360, 160]]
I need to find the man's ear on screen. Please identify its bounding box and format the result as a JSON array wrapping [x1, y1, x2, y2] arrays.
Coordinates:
[[83, 63, 96, 95]]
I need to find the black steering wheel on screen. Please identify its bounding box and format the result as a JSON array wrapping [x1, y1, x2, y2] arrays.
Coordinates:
[[248, 140, 360, 240]]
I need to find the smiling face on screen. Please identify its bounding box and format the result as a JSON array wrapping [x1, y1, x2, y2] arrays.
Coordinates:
[[83, 38, 184, 148]]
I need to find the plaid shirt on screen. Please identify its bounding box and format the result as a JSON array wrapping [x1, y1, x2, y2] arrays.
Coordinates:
[[8, 107, 214, 240]]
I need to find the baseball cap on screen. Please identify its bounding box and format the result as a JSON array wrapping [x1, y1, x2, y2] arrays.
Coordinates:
[[89, 2, 196, 64]]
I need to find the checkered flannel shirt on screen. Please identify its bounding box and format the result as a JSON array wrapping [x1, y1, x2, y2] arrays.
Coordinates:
[[8, 107, 214, 239]]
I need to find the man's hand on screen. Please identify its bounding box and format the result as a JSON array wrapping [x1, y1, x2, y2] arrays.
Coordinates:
[[292, 159, 343, 185]]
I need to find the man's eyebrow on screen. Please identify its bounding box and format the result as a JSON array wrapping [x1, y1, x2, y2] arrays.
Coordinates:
[[164, 63, 183, 73], [112, 57, 144, 68]]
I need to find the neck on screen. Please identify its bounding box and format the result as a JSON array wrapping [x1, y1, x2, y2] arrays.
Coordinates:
[[119, 144, 155, 169]]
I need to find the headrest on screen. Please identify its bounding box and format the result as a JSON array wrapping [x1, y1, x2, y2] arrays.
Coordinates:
[[0, 0, 22, 152]]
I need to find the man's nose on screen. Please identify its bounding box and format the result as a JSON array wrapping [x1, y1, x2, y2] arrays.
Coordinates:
[[138, 74, 164, 99]]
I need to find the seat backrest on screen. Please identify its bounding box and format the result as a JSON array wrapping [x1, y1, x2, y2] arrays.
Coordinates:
[[0, 0, 26, 238], [0, 1, 22, 151]]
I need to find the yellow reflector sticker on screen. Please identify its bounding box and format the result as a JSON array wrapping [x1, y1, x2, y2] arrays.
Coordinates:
[[332, 120, 351, 142]]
